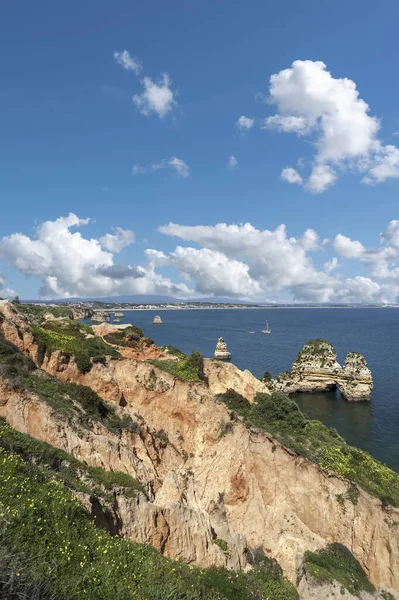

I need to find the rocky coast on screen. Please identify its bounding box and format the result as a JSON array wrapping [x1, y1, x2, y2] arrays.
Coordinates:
[[0, 302, 396, 599]]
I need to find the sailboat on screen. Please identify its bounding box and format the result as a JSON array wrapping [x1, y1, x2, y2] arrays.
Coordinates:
[[262, 320, 271, 334]]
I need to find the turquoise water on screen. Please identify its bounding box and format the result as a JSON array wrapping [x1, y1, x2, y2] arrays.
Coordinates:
[[93, 308, 399, 472]]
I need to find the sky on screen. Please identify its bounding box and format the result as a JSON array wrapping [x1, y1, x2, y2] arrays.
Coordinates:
[[1, 0, 399, 303]]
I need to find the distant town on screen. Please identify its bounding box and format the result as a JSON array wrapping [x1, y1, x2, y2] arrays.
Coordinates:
[[18, 300, 399, 311]]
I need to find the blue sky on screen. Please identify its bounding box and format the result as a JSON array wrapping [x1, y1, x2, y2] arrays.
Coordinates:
[[1, 0, 399, 302]]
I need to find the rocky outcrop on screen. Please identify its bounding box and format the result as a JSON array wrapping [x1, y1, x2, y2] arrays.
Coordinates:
[[214, 337, 231, 360], [91, 311, 111, 323], [275, 340, 373, 401], [0, 303, 397, 594], [153, 315, 162, 324], [204, 358, 271, 402]]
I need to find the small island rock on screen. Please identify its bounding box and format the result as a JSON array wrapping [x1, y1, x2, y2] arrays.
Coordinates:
[[153, 315, 163, 324], [214, 337, 231, 360]]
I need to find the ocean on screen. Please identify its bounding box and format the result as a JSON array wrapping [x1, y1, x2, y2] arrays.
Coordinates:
[[95, 308, 399, 473]]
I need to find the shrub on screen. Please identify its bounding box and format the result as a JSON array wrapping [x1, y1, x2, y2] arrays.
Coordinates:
[[31, 323, 119, 374], [304, 543, 375, 596], [147, 351, 207, 383]]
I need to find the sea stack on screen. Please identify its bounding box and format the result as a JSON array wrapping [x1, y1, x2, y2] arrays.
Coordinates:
[[274, 339, 373, 401], [214, 337, 231, 360], [153, 315, 162, 324]]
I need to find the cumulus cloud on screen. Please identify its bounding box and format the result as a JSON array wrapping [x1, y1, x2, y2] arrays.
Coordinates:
[[264, 60, 399, 191], [0, 214, 190, 299], [99, 227, 135, 252], [159, 220, 399, 303], [281, 167, 303, 185], [132, 157, 190, 178], [236, 115, 254, 130], [227, 155, 238, 170], [306, 165, 336, 193], [113, 50, 142, 75], [133, 73, 176, 118], [4, 214, 399, 304]]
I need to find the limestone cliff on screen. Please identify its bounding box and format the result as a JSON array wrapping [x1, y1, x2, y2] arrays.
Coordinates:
[[204, 358, 271, 402], [275, 340, 373, 401], [0, 302, 397, 596]]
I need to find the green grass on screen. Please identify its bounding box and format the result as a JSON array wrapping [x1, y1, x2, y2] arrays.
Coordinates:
[[17, 303, 72, 324], [159, 345, 187, 359], [0, 441, 298, 600], [0, 332, 136, 436], [103, 325, 145, 348], [0, 419, 144, 501], [218, 390, 399, 507], [147, 351, 206, 383], [32, 321, 120, 373], [304, 543, 375, 596]]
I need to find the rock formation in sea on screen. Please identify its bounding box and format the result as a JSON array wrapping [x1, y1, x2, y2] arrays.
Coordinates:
[[91, 310, 111, 323], [214, 337, 232, 360], [0, 302, 397, 598], [153, 315, 163, 324], [274, 339, 373, 401]]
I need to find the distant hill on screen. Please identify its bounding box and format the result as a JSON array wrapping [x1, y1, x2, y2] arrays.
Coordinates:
[[22, 294, 258, 305]]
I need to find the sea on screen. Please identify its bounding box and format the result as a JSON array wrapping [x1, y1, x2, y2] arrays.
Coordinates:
[[95, 308, 399, 473]]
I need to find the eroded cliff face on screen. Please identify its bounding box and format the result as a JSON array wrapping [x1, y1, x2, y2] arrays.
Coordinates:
[[0, 303, 397, 596], [275, 340, 373, 401], [204, 358, 271, 402], [0, 375, 243, 570]]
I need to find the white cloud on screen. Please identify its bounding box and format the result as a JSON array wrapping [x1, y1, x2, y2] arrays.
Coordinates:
[[306, 165, 336, 193], [324, 257, 339, 273], [0, 214, 190, 299], [133, 73, 176, 118], [362, 145, 399, 184], [99, 227, 135, 252], [237, 115, 254, 130], [227, 155, 238, 169], [0, 273, 14, 298], [281, 167, 303, 185], [333, 234, 366, 259], [165, 157, 190, 178], [113, 50, 142, 75], [5, 214, 399, 304], [263, 59, 399, 191], [263, 115, 310, 134], [170, 246, 261, 297], [133, 157, 190, 178], [381, 220, 399, 248]]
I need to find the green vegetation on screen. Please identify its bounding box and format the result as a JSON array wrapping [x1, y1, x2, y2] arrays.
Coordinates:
[[0, 439, 297, 600], [103, 325, 145, 348], [212, 538, 231, 558], [17, 303, 72, 324], [159, 345, 187, 358], [260, 371, 273, 383], [148, 350, 207, 383], [32, 319, 120, 373], [304, 543, 375, 596], [0, 419, 144, 501], [0, 332, 135, 436], [218, 390, 399, 507], [294, 339, 336, 364]]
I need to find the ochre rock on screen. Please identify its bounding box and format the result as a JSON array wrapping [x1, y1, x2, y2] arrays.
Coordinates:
[[275, 340, 373, 401], [0, 303, 396, 594]]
